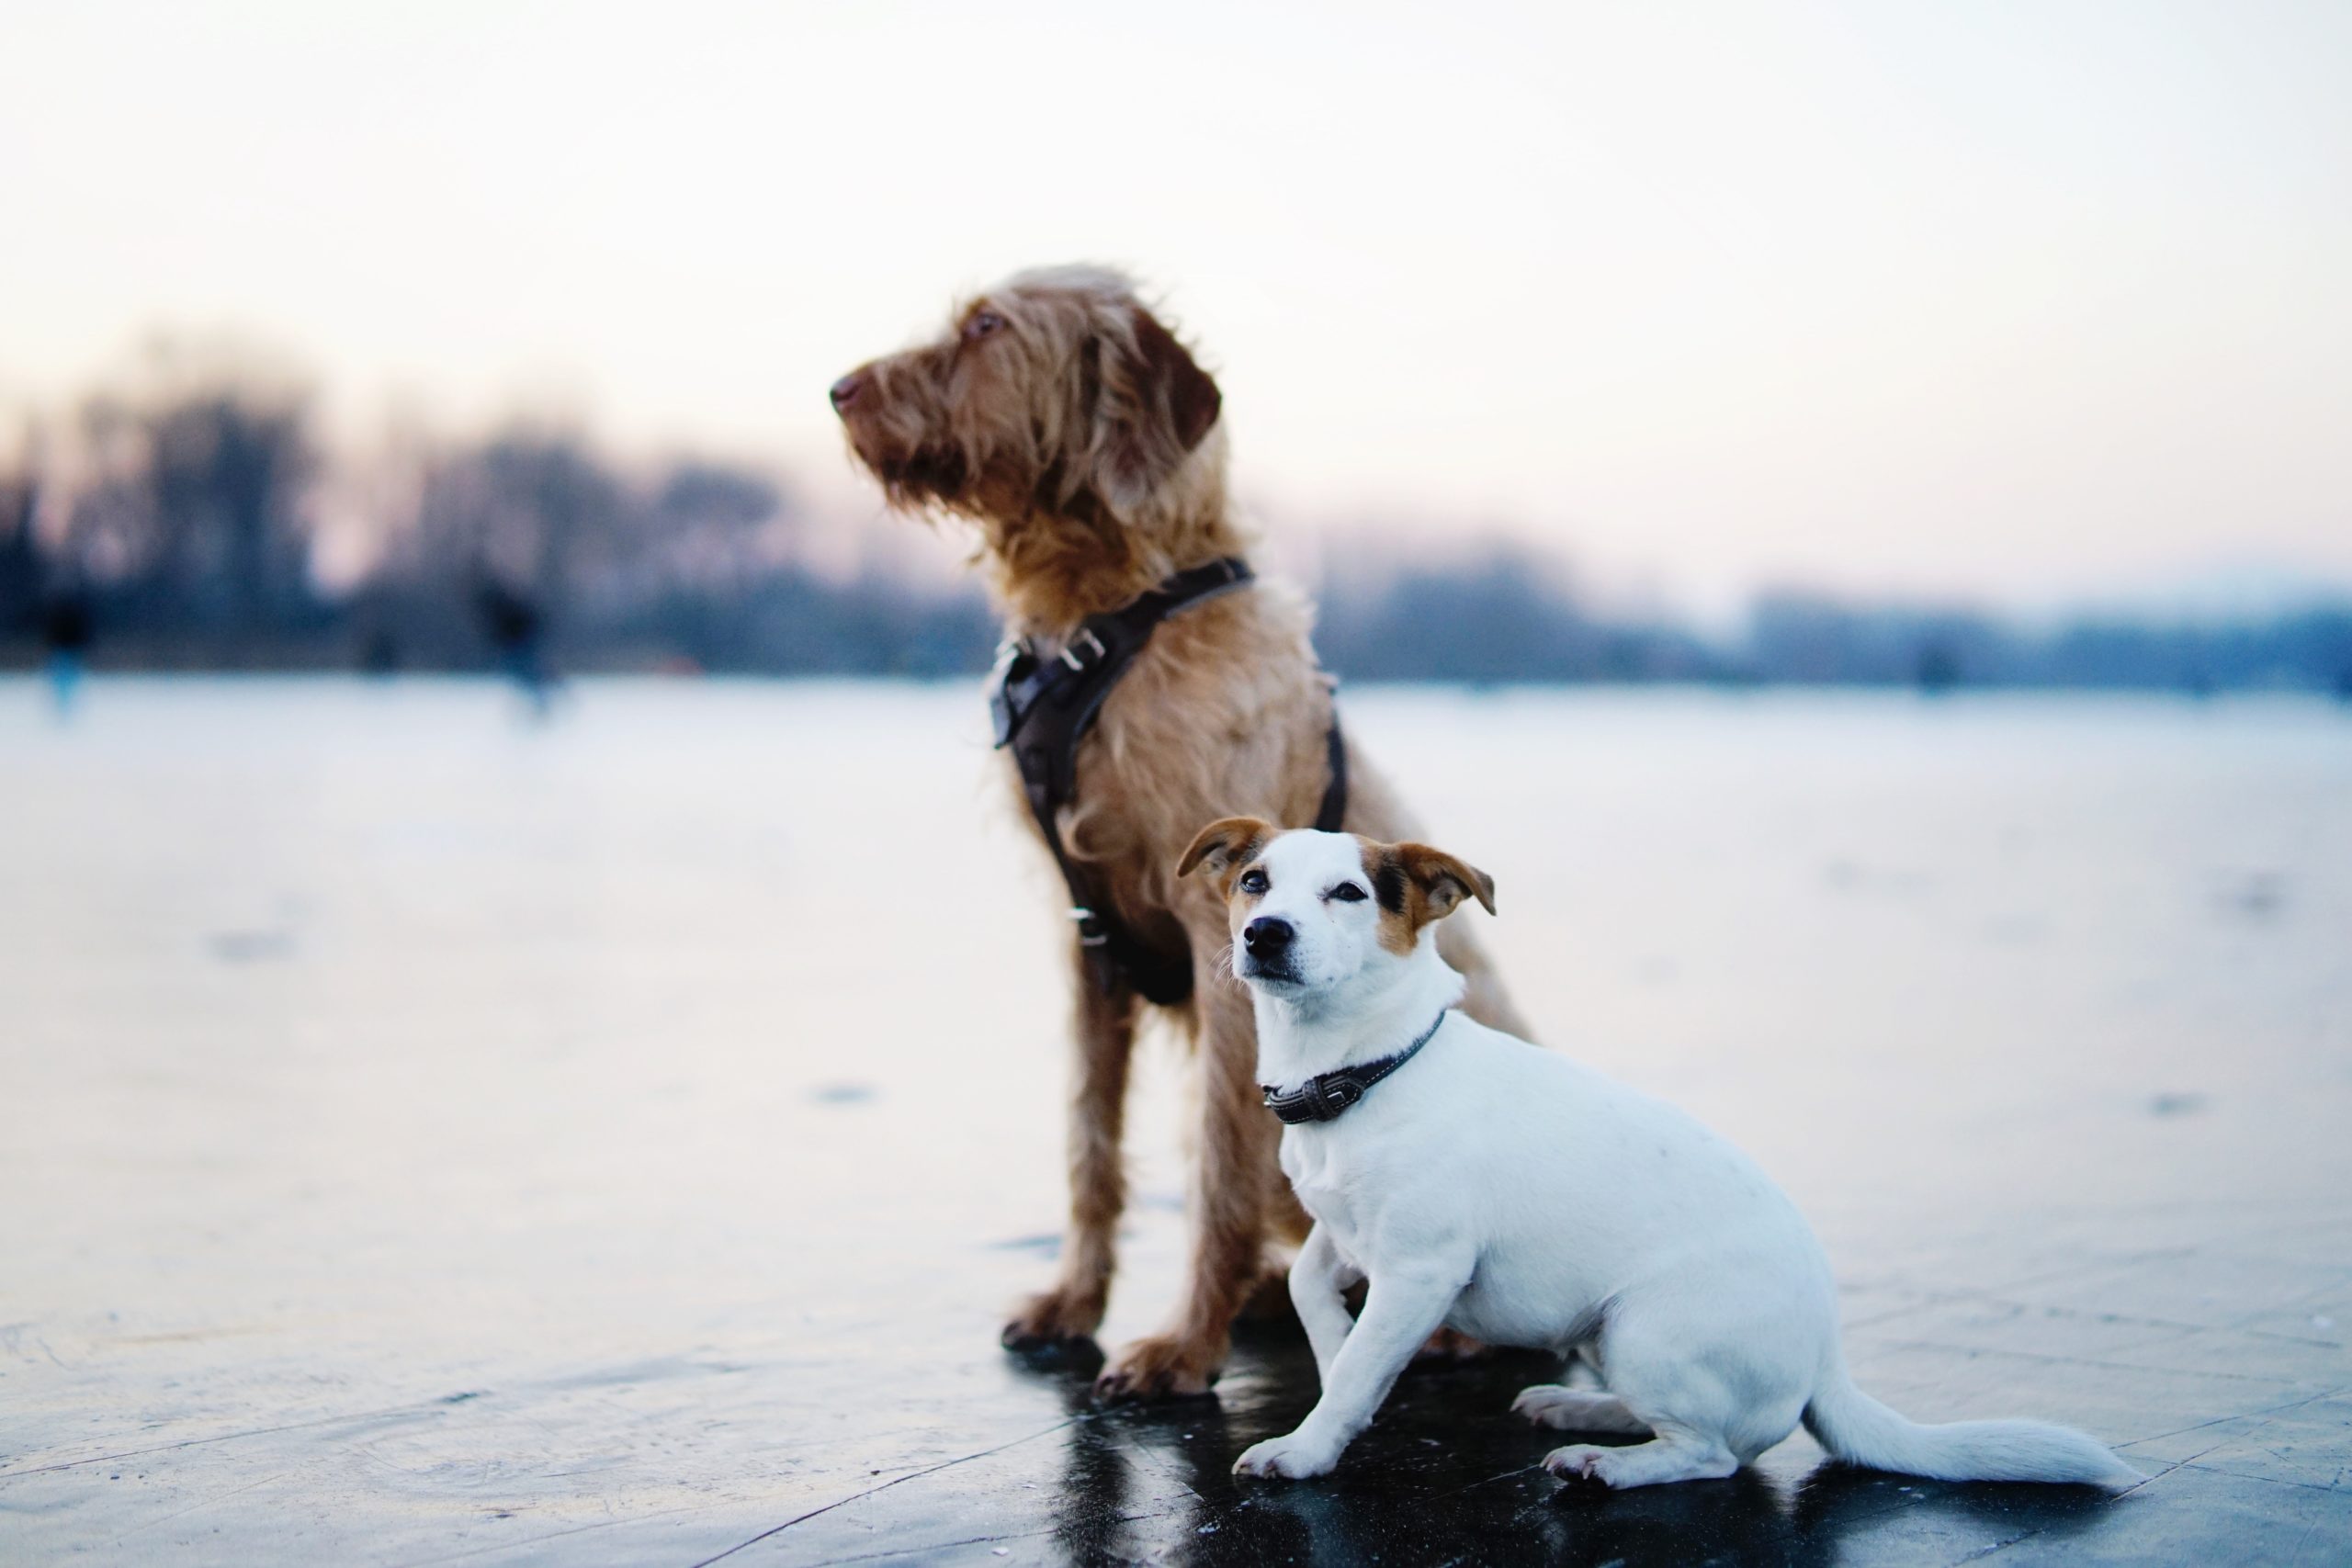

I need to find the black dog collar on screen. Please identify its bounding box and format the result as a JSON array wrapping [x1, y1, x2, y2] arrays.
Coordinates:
[[1261, 1011, 1449, 1125]]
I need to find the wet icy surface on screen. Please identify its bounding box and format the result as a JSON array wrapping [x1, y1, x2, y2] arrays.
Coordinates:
[[3, 678, 2347, 1564]]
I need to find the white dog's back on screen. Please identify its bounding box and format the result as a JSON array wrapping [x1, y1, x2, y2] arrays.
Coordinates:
[[1285, 1018, 1836, 1361]]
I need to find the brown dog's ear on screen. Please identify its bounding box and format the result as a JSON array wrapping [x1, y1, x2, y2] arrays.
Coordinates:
[[1091, 304, 1221, 515], [1393, 842, 1497, 921], [1178, 816, 1272, 884]]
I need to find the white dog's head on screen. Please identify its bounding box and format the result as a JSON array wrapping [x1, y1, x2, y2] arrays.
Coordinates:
[[1178, 820, 1494, 998]]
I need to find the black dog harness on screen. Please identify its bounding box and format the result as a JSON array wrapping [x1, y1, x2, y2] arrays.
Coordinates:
[[1261, 1010, 1450, 1124], [990, 557, 1347, 1006]]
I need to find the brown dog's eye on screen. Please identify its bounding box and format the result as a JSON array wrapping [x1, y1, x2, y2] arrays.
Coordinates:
[[1238, 868, 1269, 896], [1328, 882, 1368, 903], [963, 310, 1005, 341]]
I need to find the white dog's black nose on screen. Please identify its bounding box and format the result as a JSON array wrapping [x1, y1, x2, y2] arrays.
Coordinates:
[[1242, 917, 1294, 955]]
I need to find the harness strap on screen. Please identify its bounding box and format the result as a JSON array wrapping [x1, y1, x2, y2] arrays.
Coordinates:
[[1315, 699, 1347, 833], [990, 558, 1349, 1005]]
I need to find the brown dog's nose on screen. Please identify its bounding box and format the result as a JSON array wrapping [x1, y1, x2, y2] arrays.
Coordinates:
[[829, 371, 865, 413]]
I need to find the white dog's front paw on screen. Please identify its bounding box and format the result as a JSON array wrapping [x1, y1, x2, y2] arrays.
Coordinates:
[[1232, 1432, 1340, 1480]]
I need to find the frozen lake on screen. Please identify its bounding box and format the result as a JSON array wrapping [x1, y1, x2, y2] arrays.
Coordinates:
[[3, 678, 2348, 1564]]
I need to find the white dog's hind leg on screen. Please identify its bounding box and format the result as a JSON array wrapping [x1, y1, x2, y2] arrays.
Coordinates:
[[1543, 1299, 1800, 1488], [1511, 1385, 1652, 1435], [1544, 1428, 1739, 1489]]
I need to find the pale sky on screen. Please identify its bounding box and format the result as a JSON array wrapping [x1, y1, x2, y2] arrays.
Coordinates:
[[4, 0, 2348, 610]]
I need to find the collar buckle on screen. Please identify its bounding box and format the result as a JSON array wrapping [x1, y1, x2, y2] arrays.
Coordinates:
[[1311, 1077, 1361, 1120], [1260, 1010, 1450, 1125]]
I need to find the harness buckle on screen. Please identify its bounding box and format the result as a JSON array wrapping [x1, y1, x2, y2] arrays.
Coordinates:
[[1069, 906, 1109, 947], [989, 637, 1042, 748], [1060, 627, 1107, 671]]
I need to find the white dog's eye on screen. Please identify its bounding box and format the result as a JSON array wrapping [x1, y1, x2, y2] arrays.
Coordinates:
[[964, 310, 1006, 341], [1238, 868, 1269, 896], [1328, 882, 1367, 903]]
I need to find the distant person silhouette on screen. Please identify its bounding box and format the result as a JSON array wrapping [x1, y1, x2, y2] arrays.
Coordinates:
[[1914, 642, 1961, 695], [357, 626, 402, 679], [40, 589, 92, 717], [475, 580, 553, 718]]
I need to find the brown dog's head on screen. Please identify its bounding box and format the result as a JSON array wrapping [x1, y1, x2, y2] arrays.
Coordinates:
[[830, 267, 1227, 604], [1179, 819, 1495, 993]]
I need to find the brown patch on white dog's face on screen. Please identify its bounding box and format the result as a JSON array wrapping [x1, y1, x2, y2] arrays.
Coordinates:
[[1363, 838, 1497, 955], [1177, 815, 1274, 907], [830, 265, 1221, 535]]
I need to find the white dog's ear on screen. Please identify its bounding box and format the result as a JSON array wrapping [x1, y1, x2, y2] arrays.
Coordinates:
[[1179, 816, 1272, 886], [1383, 842, 1498, 923], [1089, 303, 1220, 515]]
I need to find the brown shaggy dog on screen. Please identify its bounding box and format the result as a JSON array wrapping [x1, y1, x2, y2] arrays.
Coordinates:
[[832, 265, 1526, 1399]]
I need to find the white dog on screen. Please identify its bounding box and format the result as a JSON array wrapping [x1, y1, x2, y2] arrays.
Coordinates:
[[1176, 818, 2142, 1491]]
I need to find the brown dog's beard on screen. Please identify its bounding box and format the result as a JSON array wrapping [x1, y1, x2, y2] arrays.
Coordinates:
[[872, 446, 971, 508]]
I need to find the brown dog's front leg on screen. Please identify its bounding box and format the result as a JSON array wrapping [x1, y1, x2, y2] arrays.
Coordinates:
[[1093, 943, 1271, 1401], [1003, 942, 1138, 1350]]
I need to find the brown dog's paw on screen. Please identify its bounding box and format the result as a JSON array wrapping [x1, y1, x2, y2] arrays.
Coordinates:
[[1001, 1286, 1104, 1351], [1415, 1326, 1492, 1361], [1091, 1333, 1223, 1403]]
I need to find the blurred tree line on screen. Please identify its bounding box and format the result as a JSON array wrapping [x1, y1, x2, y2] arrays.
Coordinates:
[[1744, 592, 2352, 695], [0, 360, 994, 676], [5, 362, 2350, 694]]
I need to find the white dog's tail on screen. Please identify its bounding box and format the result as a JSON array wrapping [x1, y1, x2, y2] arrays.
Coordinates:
[[1803, 1372, 2142, 1489]]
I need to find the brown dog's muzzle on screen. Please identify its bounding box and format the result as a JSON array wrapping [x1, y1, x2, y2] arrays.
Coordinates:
[[831, 355, 971, 503], [829, 359, 897, 468]]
